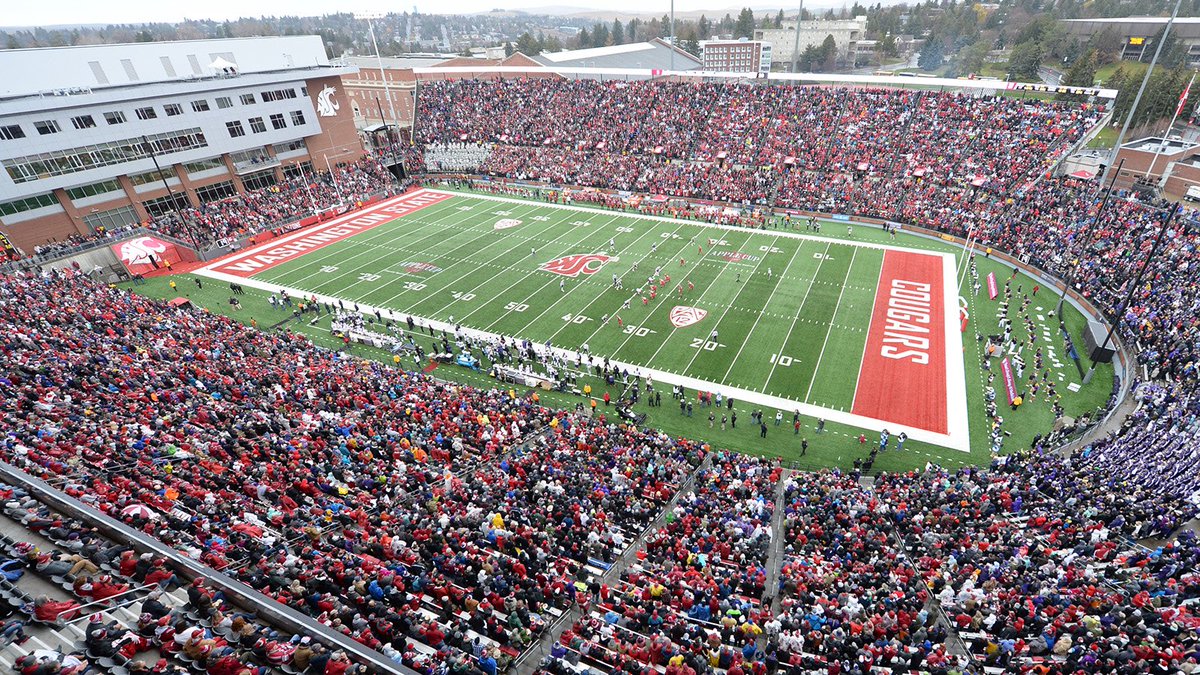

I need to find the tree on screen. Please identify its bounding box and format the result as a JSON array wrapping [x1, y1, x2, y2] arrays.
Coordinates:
[[1062, 48, 1098, 87], [775, 9, 784, 28], [504, 41, 514, 56], [819, 34, 838, 71], [1007, 39, 1043, 80], [612, 19, 624, 45], [918, 38, 944, 71], [515, 31, 538, 55], [627, 18, 641, 42], [951, 39, 989, 77], [880, 32, 898, 58], [592, 22, 609, 48], [734, 7, 756, 38], [697, 15, 710, 40], [576, 26, 590, 49]]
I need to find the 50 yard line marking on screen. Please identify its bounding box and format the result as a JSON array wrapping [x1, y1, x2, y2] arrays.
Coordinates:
[[763, 242, 830, 390], [504, 217, 668, 338], [470, 213, 626, 330], [803, 246, 859, 403], [719, 239, 806, 383]]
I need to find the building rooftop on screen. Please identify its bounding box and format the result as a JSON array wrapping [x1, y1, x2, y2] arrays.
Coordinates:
[[1121, 136, 1200, 155]]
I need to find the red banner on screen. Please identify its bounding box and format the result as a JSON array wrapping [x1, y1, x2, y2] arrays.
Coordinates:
[[851, 250, 948, 434], [986, 272, 998, 300], [1000, 357, 1018, 404], [112, 236, 184, 276]]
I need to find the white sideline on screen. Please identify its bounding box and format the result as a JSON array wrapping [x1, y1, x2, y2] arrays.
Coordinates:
[[194, 188, 971, 453]]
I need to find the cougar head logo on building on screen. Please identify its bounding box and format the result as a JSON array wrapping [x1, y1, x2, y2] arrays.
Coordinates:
[[316, 86, 340, 117], [117, 237, 168, 264], [540, 254, 612, 278], [670, 306, 708, 328]]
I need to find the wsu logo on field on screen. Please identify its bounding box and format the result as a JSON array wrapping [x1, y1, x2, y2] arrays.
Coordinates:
[[540, 254, 612, 278], [316, 85, 340, 117], [670, 306, 708, 328], [117, 237, 168, 265], [494, 218, 522, 230]]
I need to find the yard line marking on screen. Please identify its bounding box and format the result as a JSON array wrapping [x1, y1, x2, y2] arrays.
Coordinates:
[[256, 198, 466, 288], [433, 212, 620, 323], [270, 198, 488, 294], [764, 242, 830, 389], [674, 234, 782, 377], [471, 214, 627, 330], [719, 238, 806, 383], [803, 246, 858, 402], [508, 217, 666, 338]]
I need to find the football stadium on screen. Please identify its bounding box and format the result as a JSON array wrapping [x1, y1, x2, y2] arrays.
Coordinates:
[[0, 28, 1196, 675]]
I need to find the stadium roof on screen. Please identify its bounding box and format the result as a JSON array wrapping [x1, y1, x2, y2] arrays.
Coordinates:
[[532, 39, 701, 72]]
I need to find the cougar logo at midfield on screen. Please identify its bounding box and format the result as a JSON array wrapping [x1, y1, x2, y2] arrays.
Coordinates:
[[540, 254, 612, 278], [117, 237, 168, 264], [670, 306, 708, 328], [494, 218, 522, 230]]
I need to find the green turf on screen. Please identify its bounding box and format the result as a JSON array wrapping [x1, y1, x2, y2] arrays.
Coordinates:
[[125, 190, 1115, 472]]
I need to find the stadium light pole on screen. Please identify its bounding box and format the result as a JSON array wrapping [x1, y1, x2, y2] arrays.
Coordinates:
[[141, 135, 202, 253], [1101, 0, 1183, 186], [791, 0, 805, 73], [359, 12, 403, 186], [1054, 158, 1124, 321], [669, 0, 675, 72], [1083, 202, 1179, 384]]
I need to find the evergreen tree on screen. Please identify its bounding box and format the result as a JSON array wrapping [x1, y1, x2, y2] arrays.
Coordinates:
[[775, 9, 784, 28], [697, 15, 710, 40], [734, 8, 756, 38], [612, 19, 624, 45], [918, 38, 944, 71], [576, 26, 590, 49]]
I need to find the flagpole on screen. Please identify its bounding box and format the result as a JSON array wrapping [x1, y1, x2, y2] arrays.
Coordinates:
[[1144, 70, 1196, 180]]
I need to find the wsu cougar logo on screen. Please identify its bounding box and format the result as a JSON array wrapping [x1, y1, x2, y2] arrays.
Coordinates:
[[670, 306, 708, 328], [117, 237, 168, 264], [316, 85, 340, 117], [540, 254, 612, 278]]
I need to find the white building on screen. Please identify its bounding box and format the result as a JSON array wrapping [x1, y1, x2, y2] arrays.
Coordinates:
[[755, 16, 868, 71], [701, 39, 773, 74], [0, 36, 364, 253]]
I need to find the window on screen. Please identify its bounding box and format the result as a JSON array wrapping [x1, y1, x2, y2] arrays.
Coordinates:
[[216, 96, 233, 109], [281, 162, 313, 180], [184, 158, 226, 174], [135, 107, 157, 121], [0, 193, 57, 217], [71, 115, 97, 130], [239, 93, 256, 105], [273, 139, 306, 154], [241, 169, 278, 191], [195, 180, 236, 203], [2, 128, 208, 184], [128, 166, 177, 187], [104, 111, 127, 125], [141, 193, 191, 217], [269, 113, 287, 130], [0, 125, 24, 140], [261, 88, 297, 102], [66, 179, 122, 200], [190, 99, 210, 113], [83, 205, 139, 233], [290, 110, 306, 126], [34, 120, 61, 135], [164, 103, 183, 116], [248, 117, 266, 134], [226, 121, 245, 138]]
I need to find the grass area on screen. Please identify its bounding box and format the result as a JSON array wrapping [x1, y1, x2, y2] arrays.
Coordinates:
[[1096, 61, 1147, 86], [1088, 126, 1119, 149], [123, 191, 1113, 473]]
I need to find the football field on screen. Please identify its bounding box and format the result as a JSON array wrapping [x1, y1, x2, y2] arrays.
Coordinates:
[[197, 188, 970, 451]]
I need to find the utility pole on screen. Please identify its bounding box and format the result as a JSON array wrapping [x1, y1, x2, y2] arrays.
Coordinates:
[[1084, 202, 1179, 384], [359, 12, 402, 186], [141, 135, 201, 253], [791, 0, 805, 73], [1101, 0, 1183, 185], [1055, 158, 1124, 320]]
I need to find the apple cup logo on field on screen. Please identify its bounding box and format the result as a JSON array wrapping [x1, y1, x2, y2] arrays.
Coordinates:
[[670, 306, 708, 328], [540, 254, 612, 278], [494, 218, 522, 230]]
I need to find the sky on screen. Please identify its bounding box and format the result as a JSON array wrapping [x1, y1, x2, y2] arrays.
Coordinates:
[[3, 0, 794, 28]]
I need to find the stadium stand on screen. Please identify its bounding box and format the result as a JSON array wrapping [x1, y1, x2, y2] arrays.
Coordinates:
[[3, 80, 1200, 675]]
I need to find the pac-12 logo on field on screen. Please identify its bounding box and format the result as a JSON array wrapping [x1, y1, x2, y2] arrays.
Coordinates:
[[117, 236, 168, 264], [540, 254, 612, 278], [495, 218, 522, 230], [670, 306, 708, 328]]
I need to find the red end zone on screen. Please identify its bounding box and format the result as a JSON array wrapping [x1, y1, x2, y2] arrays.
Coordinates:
[[851, 250, 948, 435], [206, 191, 452, 278]]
